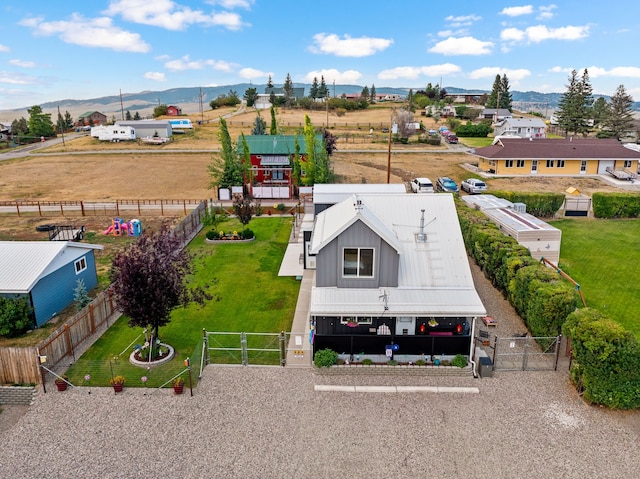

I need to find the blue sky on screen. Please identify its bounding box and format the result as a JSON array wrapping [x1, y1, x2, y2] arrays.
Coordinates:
[[1, 0, 639, 110]]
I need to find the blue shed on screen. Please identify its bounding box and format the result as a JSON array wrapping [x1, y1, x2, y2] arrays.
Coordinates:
[[0, 241, 103, 326]]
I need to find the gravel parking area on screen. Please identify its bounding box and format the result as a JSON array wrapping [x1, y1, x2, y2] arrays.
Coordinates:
[[1, 259, 639, 478]]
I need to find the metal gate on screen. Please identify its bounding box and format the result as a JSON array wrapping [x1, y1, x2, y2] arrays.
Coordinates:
[[493, 335, 561, 371]]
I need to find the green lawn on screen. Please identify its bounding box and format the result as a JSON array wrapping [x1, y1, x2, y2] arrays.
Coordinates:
[[550, 218, 640, 338], [65, 216, 300, 388]]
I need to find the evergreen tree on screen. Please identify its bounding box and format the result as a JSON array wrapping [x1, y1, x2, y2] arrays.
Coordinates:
[[361, 86, 370, 102], [406, 89, 415, 112], [73, 279, 91, 311], [283, 73, 294, 107], [64, 111, 73, 130], [125, 110, 132, 120], [485, 75, 501, 109], [133, 111, 141, 120], [303, 115, 317, 185], [292, 137, 302, 185], [556, 69, 593, 137], [56, 111, 65, 134], [270, 106, 278, 135], [267, 75, 274, 88], [319, 76, 329, 99], [27, 105, 55, 137], [207, 117, 245, 189], [251, 113, 267, 135], [499, 74, 513, 111], [11, 117, 28, 135], [370, 84, 376, 103], [602, 85, 634, 139], [244, 87, 258, 107], [592, 97, 608, 126], [309, 77, 319, 99]]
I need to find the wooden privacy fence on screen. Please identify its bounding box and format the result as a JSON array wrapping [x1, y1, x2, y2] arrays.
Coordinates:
[[0, 198, 204, 217], [0, 201, 207, 385]]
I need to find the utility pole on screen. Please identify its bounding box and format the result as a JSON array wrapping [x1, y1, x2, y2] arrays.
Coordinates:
[[387, 109, 394, 183], [119, 89, 125, 121]]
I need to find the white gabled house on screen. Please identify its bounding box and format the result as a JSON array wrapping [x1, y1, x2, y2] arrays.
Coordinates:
[[308, 193, 486, 364]]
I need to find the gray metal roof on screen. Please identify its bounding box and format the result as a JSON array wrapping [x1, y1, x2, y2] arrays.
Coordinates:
[[0, 241, 103, 293], [309, 193, 486, 317], [313, 183, 407, 205]]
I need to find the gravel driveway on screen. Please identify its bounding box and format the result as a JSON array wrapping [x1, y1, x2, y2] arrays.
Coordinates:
[[1, 260, 639, 478]]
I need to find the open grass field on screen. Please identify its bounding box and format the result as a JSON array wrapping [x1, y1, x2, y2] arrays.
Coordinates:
[[550, 218, 640, 338]]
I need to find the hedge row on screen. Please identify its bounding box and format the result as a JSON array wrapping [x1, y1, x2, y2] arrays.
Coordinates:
[[458, 203, 577, 337], [490, 191, 564, 217], [592, 192, 640, 218], [562, 308, 640, 409]]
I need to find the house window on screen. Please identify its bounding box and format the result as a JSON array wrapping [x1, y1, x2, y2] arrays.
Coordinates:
[[556, 160, 565, 168], [272, 168, 284, 180], [340, 316, 373, 326], [343, 248, 374, 278], [624, 160, 632, 168], [516, 159, 525, 168], [74, 257, 87, 274], [505, 159, 514, 168], [546, 160, 554, 168]]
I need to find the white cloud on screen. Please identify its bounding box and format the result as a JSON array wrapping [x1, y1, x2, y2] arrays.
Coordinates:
[[499, 6, 534, 17], [549, 66, 573, 74], [206, 0, 254, 8], [429, 37, 493, 56], [469, 67, 531, 83], [304, 69, 362, 84], [538, 4, 557, 20], [0, 71, 38, 85], [104, 0, 249, 31], [310, 33, 393, 57], [20, 14, 151, 53], [164, 55, 234, 72], [501, 24, 589, 44], [238, 67, 271, 80], [437, 29, 468, 38], [0, 44, 9, 53], [144, 72, 166, 81], [587, 66, 640, 78], [9, 59, 37, 68], [444, 14, 481, 27], [378, 63, 461, 80]]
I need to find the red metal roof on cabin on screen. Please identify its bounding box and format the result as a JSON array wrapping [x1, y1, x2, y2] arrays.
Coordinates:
[[470, 138, 640, 159]]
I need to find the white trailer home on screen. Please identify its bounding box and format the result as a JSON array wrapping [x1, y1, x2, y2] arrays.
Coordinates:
[[94, 126, 136, 142], [169, 119, 193, 129]]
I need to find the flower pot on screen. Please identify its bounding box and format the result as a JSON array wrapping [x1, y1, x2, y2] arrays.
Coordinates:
[[173, 384, 184, 395], [55, 381, 68, 391], [112, 384, 123, 393]]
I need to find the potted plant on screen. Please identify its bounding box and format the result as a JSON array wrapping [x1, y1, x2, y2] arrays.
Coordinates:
[[172, 377, 185, 395], [109, 375, 125, 393], [54, 375, 69, 391]]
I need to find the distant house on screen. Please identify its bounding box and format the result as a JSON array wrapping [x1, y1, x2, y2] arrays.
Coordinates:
[[493, 117, 547, 139], [254, 94, 273, 109], [166, 105, 182, 116], [238, 134, 322, 199], [0, 241, 103, 326], [309, 193, 486, 363], [479, 108, 511, 121], [78, 111, 107, 126], [468, 138, 640, 176], [0, 122, 10, 141], [374, 93, 404, 102], [115, 120, 172, 139], [264, 86, 305, 100], [443, 92, 485, 104]]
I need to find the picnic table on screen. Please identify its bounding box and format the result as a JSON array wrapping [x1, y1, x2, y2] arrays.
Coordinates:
[[481, 316, 497, 327]]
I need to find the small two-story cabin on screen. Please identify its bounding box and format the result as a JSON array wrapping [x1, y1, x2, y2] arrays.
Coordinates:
[[308, 193, 486, 361]]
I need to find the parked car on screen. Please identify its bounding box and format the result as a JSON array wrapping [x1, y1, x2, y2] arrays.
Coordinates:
[[410, 177, 434, 193], [438, 126, 449, 133], [436, 177, 459, 194], [445, 134, 459, 144], [461, 178, 488, 194], [427, 129, 438, 136]]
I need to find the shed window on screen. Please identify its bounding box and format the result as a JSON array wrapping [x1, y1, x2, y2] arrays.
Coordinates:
[[516, 159, 525, 168], [343, 248, 374, 278], [556, 160, 565, 168], [74, 257, 87, 274], [624, 160, 632, 168], [546, 160, 554, 168], [505, 159, 514, 168]]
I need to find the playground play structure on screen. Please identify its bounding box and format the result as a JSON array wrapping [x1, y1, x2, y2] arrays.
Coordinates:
[[104, 218, 142, 236]]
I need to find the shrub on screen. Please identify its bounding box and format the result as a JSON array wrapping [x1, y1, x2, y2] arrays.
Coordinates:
[[491, 191, 564, 217], [592, 192, 640, 218], [241, 228, 254, 239], [314, 348, 338, 368], [452, 354, 467, 368], [0, 296, 33, 337], [387, 359, 398, 366], [415, 359, 426, 366], [362, 358, 373, 365]]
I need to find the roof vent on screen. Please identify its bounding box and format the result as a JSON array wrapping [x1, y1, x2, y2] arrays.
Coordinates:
[[416, 209, 427, 243]]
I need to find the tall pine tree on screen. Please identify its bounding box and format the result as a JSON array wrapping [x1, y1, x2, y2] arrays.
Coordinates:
[[602, 84, 634, 139], [556, 69, 593, 137]]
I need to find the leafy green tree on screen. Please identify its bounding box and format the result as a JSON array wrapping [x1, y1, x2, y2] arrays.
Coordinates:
[[153, 104, 168, 118], [601, 85, 635, 139], [302, 115, 332, 185], [270, 106, 278, 135], [309, 77, 319, 99], [243, 87, 258, 107], [11, 117, 28, 135], [111, 223, 210, 342], [292, 137, 302, 185], [251, 113, 267, 135], [370, 84, 376, 103], [0, 296, 33, 337], [556, 69, 594, 137], [27, 105, 55, 137], [283, 73, 294, 107], [208, 117, 245, 189], [232, 193, 253, 227]]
